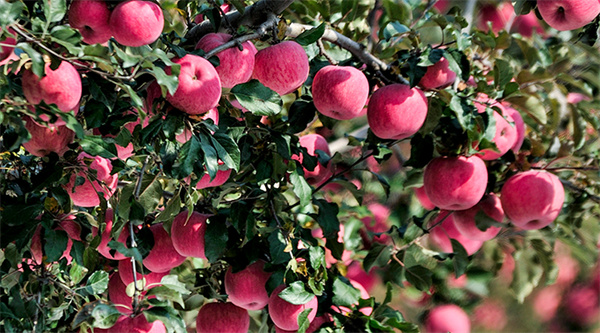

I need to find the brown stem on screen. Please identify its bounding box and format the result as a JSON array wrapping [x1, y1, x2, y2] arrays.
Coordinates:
[[317, 38, 337, 65]]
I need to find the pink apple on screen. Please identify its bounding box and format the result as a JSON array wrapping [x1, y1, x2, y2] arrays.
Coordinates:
[[68, 0, 112, 45], [92, 209, 130, 261], [500, 170, 565, 230], [170, 211, 209, 259], [418, 57, 457, 90], [268, 285, 318, 331], [453, 193, 505, 241], [143, 223, 187, 273], [474, 97, 517, 160], [31, 215, 81, 265], [555, 252, 579, 287], [118, 259, 167, 290], [294, 134, 333, 187], [253, 41, 309, 95], [567, 92, 591, 104], [175, 107, 220, 143], [477, 2, 514, 34], [447, 274, 468, 288], [0, 29, 16, 62], [563, 284, 600, 326], [196, 33, 257, 89], [413, 186, 436, 210], [512, 11, 545, 37], [64, 152, 118, 207], [196, 302, 250, 333], [95, 313, 165, 333], [166, 54, 222, 115], [335, 279, 373, 316], [225, 260, 272, 311], [346, 262, 380, 293], [360, 202, 391, 244], [109, 0, 164, 47], [195, 167, 232, 189], [22, 116, 74, 157], [108, 272, 134, 314], [427, 211, 484, 255], [22, 61, 82, 113], [537, 0, 600, 31], [424, 304, 471, 333], [472, 300, 507, 331], [503, 104, 525, 152], [367, 84, 428, 140], [312, 65, 369, 120], [423, 155, 488, 211], [532, 285, 562, 322]]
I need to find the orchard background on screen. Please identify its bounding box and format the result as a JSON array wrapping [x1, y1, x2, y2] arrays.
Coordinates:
[[1, 0, 600, 332]]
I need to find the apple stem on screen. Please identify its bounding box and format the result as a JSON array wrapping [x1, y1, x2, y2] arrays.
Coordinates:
[[316, 39, 337, 65]]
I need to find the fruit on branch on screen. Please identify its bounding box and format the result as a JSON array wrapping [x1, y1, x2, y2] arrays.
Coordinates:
[[22, 61, 82, 114], [95, 313, 166, 333], [252, 41, 309, 95], [170, 211, 209, 259], [503, 105, 525, 152], [22, 116, 74, 157], [418, 57, 457, 90], [453, 193, 505, 241], [367, 84, 428, 140], [194, 166, 232, 189], [333, 279, 373, 316], [477, 2, 514, 34], [424, 304, 471, 333], [224, 260, 272, 311], [144, 223, 187, 273], [64, 152, 118, 207], [118, 259, 167, 290], [512, 11, 545, 37], [294, 134, 333, 187], [423, 155, 488, 211], [427, 211, 484, 255], [0, 29, 16, 62], [196, 302, 250, 333], [109, 0, 164, 47], [30, 215, 81, 265], [108, 272, 135, 314], [537, 0, 600, 31], [175, 107, 220, 143], [360, 202, 391, 245], [166, 54, 222, 115], [196, 33, 257, 89], [474, 97, 517, 160], [346, 262, 380, 293], [500, 170, 565, 230], [532, 285, 562, 322], [92, 208, 130, 260], [68, 0, 112, 45], [268, 285, 318, 331], [564, 284, 600, 326], [413, 186, 436, 210], [311, 65, 369, 120]]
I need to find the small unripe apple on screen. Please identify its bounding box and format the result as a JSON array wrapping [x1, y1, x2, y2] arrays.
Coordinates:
[[64, 152, 119, 207], [500, 170, 564, 230], [95, 313, 166, 333], [143, 223, 187, 273], [268, 285, 318, 331], [253, 41, 309, 95], [424, 304, 471, 333], [312, 65, 369, 120], [196, 302, 250, 333], [537, 0, 600, 31], [22, 116, 74, 157], [22, 61, 82, 113], [427, 211, 483, 255], [170, 211, 209, 259], [225, 260, 272, 311], [453, 193, 505, 241], [92, 208, 130, 260], [294, 134, 333, 187], [109, 0, 164, 47], [367, 84, 428, 140], [418, 57, 457, 90], [68, 0, 112, 45]]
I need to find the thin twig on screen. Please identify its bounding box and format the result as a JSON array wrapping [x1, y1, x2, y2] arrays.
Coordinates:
[[560, 179, 600, 203], [317, 38, 337, 65], [134, 156, 150, 200]]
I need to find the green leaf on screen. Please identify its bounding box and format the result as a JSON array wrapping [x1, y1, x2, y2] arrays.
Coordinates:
[[290, 168, 312, 208], [363, 243, 392, 272], [508, 95, 547, 125], [211, 131, 241, 171], [294, 23, 326, 46], [180, 135, 202, 178], [0, 0, 24, 27], [332, 277, 361, 307], [297, 308, 312, 333], [155, 193, 182, 223], [44, 0, 66, 22], [493, 59, 513, 89], [312, 199, 339, 239], [269, 230, 290, 265], [159, 275, 191, 295], [145, 286, 186, 308], [450, 239, 468, 277], [144, 307, 187, 333], [278, 281, 315, 305], [231, 80, 283, 116], [81, 271, 109, 296], [510, 249, 544, 303], [137, 174, 162, 213], [204, 218, 228, 263], [404, 265, 433, 291], [44, 228, 69, 262], [80, 135, 118, 159], [89, 303, 121, 329], [151, 66, 179, 96], [15, 43, 45, 78], [107, 240, 142, 263], [308, 245, 325, 271]]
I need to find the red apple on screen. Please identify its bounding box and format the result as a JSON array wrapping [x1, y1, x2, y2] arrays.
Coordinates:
[[68, 0, 112, 45], [427, 211, 484, 255], [537, 0, 600, 31], [268, 285, 318, 331], [503, 104, 525, 152], [22, 116, 74, 157], [563, 284, 600, 326], [195, 167, 232, 189], [413, 186, 436, 210], [95, 313, 166, 333], [360, 202, 391, 244], [225, 260, 272, 311], [22, 61, 82, 114], [512, 11, 545, 37], [196, 302, 250, 333], [31, 215, 81, 265], [0, 29, 16, 62], [418, 57, 457, 90], [474, 97, 517, 160], [294, 134, 333, 187], [424, 304, 471, 333], [92, 209, 130, 261], [143, 223, 187, 273], [170, 211, 209, 259], [346, 262, 380, 293], [312, 65, 369, 120], [108, 272, 134, 314], [109, 0, 164, 47], [453, 193, 505, 241], [472, 300, 507, 331], [118, 259, 167, 290], [500, 170, 565, 230], [64, 152, 118, 207], [367, 84, 428, 140], [477, 2, 514, 34], [253, 41, 309, 95]]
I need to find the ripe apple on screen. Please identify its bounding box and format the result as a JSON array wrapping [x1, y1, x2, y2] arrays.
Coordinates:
[[143, 223, 187, 273], [477, 2, 514, 34], [532, 285, 562, 322], [537, 0, 600, 31], [252, 41, 309, 95], [346, 262, 380, 293], [95, 313, 166, 333], [109, 0, 164, 47], [503, 105, 525, 152], [474, 97, 517, 160], [118, 259, 167, 290], [554, 251, 579, 287], [196, 302, 250, 333], [427, 211, 484, 255], [196, 33, 257, 89], [22, 116, 74, 157], [563, 284, 600, 326], [424, 304, 471, 333], [312, 65, 369, 120], [224, 260, 272, 311], [64, 152, 118, 207], [166, 54, 222, 115], [360, 202, 391, 244], [453, 193, 505, 241], [413, 186, 436, 210], [108, 272, 134, 314], [472, 300, 507, 331], [170, 211, 209, 259], [92, 208, 130, 260], [194, 166, 232, 189], [268, 285, 318, 331], [68, 0, 112, 45], [367, 84, 428, 140], [294, 134, 333, 187], [423, 155, 488, 211], [512, 11, 545, 37], [22, 61, 82, 113], [418, 57, 457, 90], [0, 29, 16, 62], [500, 170, 565, 230]]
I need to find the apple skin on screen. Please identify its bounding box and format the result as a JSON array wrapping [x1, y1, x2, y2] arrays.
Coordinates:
[[22, 61, 82, 113], [537, 0, 600, 31], [95, 313, 166, 333], [0, 29, 16, 62], [22, 116, 74, 157], [196, 33, 257, 89], [195, 167, 232, 189], [563, 284, 600, 326], [423, 155, 488, 211], [196, 302, 250, 333], [427, 211, 484, 255], [360, 202, 391, 244], [503, 105, 525, 152], [118, 259, 168, 290], [252, 41, 309, 95], [109, 0, 164, 47], [312, 65, 369, 120], [68, 0, 112, 45], [474, 97, 517, 160], [500, 170, 565, 230], [346, 262, 380, 293], [91, 208, 130, 260], [64, 152, 119, 207], [224, 260, 272, 311], [143, 223, 187, 273], [472, 300, 507, 331], [367, 84, 428, 140], [477, 2, 514, 34], [418, 57, 457, 90], [453, 193, 505, 241], [413, 186, 436, 210], [294, 134, 333, 187], [31, 215, 81, 265], [424, 304, 471, 333], [166, 54, 222, 115], [532, 285, 562, 322], [170, 211, 209, 259], [512, 11, 545, 37], [108, 272, 135, 314], [268, 285, 318, 331]]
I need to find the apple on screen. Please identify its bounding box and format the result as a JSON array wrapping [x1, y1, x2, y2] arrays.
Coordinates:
[[194, 166, 232, 189], [503, 104, 525, 152], [68, 0, 112, 45], [423, 155, 488, 211], [31, 215, 81, 265], [500, 170, 565, 230], [447, 274, 468, 288], [472, 300, 507, 331], [427, 211, 484, 255], [109, 0, 164, 47], [453, 193, 505, 241], [312, 65, 369, 120], [360, 202, 391, 244], [64, 152, 118, 207], [554, 252, 579, 287], [418, 57, 457, 90], [170, 211, 209, 259], [92, 209, 130, 261], [477, 2, 514, 34], [563, 284, 600, 326], [474, 97, 517, 160], [22, 61, 82, 114], [275, 314, 333, 333], [196, 302, 250, 333], [224, 260, 272, 311], [512, 11, 545, 37], [95, 313, 166, 333], [424, 304, 471, 333], [367, 84, 428, 140], [413, 186, 436, 210], [22, 116, 74, 157], [268, 285, 318, 331], [175, 107, 220, 143], [118, 259, 168, 290], [166, 54, 222, 115], [346, 262, 380, 293], [532, 285, 562, 322], [143, 223, 187, 273], [108, 272, 134, 314], [293, 134, 333, 187], [0, 29, 16, 62], [252, 41, 309, 95], [537, 0, 600, 31], [196, 33, 257, 89]]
